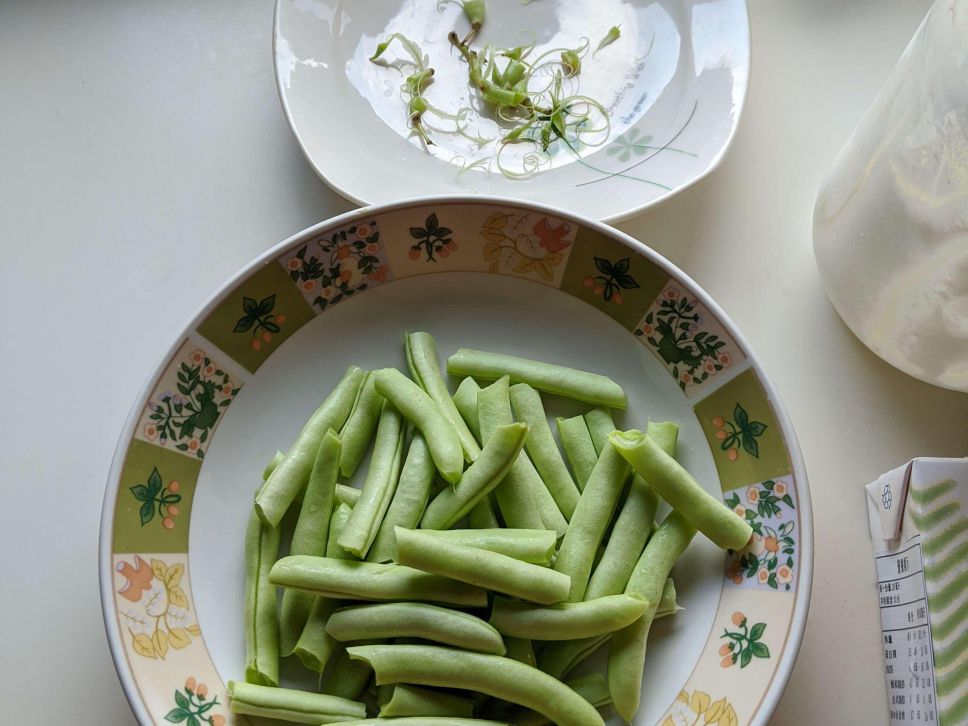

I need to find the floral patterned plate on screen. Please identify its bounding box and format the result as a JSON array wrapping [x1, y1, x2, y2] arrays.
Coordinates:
[[100, 196, 811, 725], [273, 0, 749, 223]]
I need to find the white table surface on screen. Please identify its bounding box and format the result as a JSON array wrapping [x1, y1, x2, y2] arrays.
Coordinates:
[[2, 1, 966, 723]]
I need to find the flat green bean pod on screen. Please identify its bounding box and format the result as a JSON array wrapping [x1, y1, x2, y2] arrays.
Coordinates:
[[270, 556, 488, 607], [609, 510, 697, 721], [489, 593, 648, 640], [509, 383, 580, 518], [339, 372, 384, 478], [395, 527, 570, 604], [452, 376, 483, 440], [509, 672, 611, 726], [556, 415, 597, 490], [447, 348, 626, 409], [243, 508, 280, 686], [407, 331, 481, 461], [339, 400, 405, 558], [478, 377, 544, 530], [368, 432, 436, 563], [227, 681, 364, 724], [609, 429, 753, 550], [327, 602, 505, 654], [373, 367, 464, 485], [554, 445, 631, 601], [380, 684, 476, 719], [256, 365, 364, 526], [421, 423, 528, 530], [585, 422, 678, 600], [279, 429, 342, 655], [335, 484, 361, 507], [347, 644, 605, 726], [262, 450, 284, 480], [412, 528, 556, 564]]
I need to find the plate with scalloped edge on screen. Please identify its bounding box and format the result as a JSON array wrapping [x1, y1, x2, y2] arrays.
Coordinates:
[[273, 0, 749, 223], [100, 196, 810, 725]]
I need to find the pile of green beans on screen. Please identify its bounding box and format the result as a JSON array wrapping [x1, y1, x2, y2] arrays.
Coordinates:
[[234, 333, 751, 725]]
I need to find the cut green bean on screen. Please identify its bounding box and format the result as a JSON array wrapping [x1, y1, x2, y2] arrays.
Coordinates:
[[327, 502, 358, 561], [554, 445, 631, 601], [490, 593, 648, 640], [478, 377, 544, 530], [373, 368, 463, 485], [368, 432, 436, 563], [609, 429, 753, 550], [327, 602, 506, 654], [395, 527, 570, 604], [340, 720, 504, 726], [322, 641, 379, 701], [348, 644, 604, 726], [504, 636, 537, 667], [536, 634, 610, 680], [271, 556, 488, 606], [339, 372, 384, 478], [583, 407, 617, 455], [412, 528, 556, 564], [339, 401, 405, 558], [658, 577, 680, 616], [380, 684, 477, 719], [509, 384, 580, 519], [556, 416, 597, 490], [243, 508, 280, 686], [585, 422, 678, 600], [262, 450, 285, 480], [447, 348, 626, 409], [452, 377, 482, 440], [336, 484, 361, 507], [609, 510, 697, 721], [256, 366, 364, 526], [468, 495, 501, 528], [509, 673, 611, 726], [280, 429, 342, 655], [407, 331, 481, 461], [227, 681, 364, 724], [421, 423, 528, 530]]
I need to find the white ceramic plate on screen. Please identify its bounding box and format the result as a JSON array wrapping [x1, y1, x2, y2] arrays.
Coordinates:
[[273, 0, 749, 222], [101, 196, 810, 725]]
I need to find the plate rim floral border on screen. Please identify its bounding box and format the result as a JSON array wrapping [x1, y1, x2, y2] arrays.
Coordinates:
[[271, 0, 752, 224], [99, 194, 812, 725]]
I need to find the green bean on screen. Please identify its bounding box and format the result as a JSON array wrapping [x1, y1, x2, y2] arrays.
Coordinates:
[[262, 450, 284, 480], [658, 577, 680, 616], [351, 644, 604, 726], [373, 368, 463, 485], [556, 416, 597, 490], [368, 433, 436, 563], [270, 556, 488, 607], [412, 528, 556, 564], [328, 602, 505, 654], [339, 401, 405, 558], [421, 423, 528, 530], [339, 720, 505, 726], [609, 510, 697, 721], [339, 372, 384, 478], [585, 422, 678, 600], [582, 407, 616, 454], [280, 430, 342, 654], [478, 377, 544, 530], [322, 641, 380, 701], [380, 685, 477, 719], [609, 429, 752, 550], [327, 503, 358, 560], [468, 495, 501, 528], [447, 348, 626, 409], [336, 484, 361, 507], [536, 635, 610, 680], [553, 445, 630, 601], [407, 331, 481, 461], [508, 384, 580, 518], [452, 377, 483, 440], [226, 680, 365, 724], [256, 366, 364, 526], [509, 673, 611, 726], [504, 636, 537, 667], [490, 593, 648, 640], [243, 508, 280, 686], [395, 527, 570, 604]]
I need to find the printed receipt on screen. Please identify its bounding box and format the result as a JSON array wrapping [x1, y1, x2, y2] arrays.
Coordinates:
[[873, 535, 939, 725]]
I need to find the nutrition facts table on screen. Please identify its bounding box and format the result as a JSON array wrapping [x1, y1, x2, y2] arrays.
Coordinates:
[[874, 536, 938, 725]]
